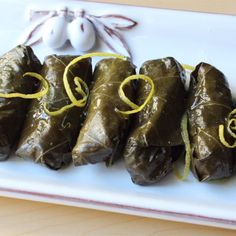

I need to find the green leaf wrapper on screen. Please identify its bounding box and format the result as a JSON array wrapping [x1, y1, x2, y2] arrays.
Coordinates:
[[16, 55, 92, 170], [187, 62, 234, 181], [0, 45, 41, 160], [72, 58, 136, 166], [124, 57, 186, 185]]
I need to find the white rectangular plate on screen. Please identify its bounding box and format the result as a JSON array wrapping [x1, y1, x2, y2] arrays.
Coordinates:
[[1, 0, 236, 230]]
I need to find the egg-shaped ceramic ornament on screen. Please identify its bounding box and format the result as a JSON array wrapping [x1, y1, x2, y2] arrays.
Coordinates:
[[42, 15, 68, 49], [68, 17, 96, 51]]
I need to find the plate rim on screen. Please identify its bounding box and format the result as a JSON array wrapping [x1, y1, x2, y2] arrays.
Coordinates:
[[1, 0, 236, 231], [0, 186, 236, 230]]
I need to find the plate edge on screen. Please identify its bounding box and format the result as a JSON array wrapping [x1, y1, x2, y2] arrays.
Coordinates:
[[0, 186, 235, 230]]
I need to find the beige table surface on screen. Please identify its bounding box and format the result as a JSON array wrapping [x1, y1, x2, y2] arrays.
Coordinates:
[[2, 1, 236, 235]]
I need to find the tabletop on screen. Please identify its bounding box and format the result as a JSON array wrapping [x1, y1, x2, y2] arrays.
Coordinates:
[[1, 197, 235, 236], [2, 0, 236, 235]]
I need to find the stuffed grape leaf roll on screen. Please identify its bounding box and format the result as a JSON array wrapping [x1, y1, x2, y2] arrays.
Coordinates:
[[0, 45, 41, 161], [72, 58, 136, 166], [124, 57, 186, 185], [16, 55, 92, 170], [187, 62, 234, 181]]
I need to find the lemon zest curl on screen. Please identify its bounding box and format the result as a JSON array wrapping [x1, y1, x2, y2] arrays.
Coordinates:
[[116, 74, 155, 115], [0, 72, 49, 99]]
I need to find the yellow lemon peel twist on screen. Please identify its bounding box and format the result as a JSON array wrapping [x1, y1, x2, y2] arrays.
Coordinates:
[[117, 74, 155, 115], [0, 72, 49, 99], [175, 113, 192, 180], [63, 52, 127, 107], [182, 64, 195, 72], [219, 108, 236, 148], [46, 52, 127, 116]]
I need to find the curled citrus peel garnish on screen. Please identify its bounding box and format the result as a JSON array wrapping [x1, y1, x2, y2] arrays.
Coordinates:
[[73, 76, 89, 106], [175, 113, 192, 180], [116, 74, 155, 115], [63, 52, 127, 107], [45, 52, 127, 116], [182, 64, 195, 72], [43, 76, 89, 116], [0, 72, 49, 99], [44, 103, 75, 116], [219, 108, 236, 148]]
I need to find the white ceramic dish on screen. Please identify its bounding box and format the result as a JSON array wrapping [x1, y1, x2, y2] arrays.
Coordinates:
[[1, 0, 236, 229]]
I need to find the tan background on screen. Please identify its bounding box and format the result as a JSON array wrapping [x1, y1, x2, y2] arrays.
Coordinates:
[[88, 0, 236, 15], [2, 0, 236, 235]]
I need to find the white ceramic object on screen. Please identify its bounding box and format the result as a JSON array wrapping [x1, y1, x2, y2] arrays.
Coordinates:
[[18, 4, 137, 56], [42, 15, 68, 49], [1, 0, 236, 230], [68, 16, 96, 51]]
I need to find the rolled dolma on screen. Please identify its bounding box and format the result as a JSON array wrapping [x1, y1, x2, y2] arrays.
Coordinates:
[[124, 57, 186, 185], [72, 58, 136, 166], [188, 62, 234, 181], [0, 45, 41, 161], [16, 55, 92, 170]]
